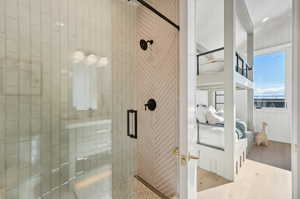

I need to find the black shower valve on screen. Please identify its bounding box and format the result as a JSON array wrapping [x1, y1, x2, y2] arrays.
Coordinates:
[[144, 98, 157, 111], [140, 39, 154, 51]]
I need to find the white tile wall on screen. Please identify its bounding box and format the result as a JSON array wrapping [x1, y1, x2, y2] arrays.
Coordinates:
[[0, 0, 137, 198], [136, 0, 179, 197]]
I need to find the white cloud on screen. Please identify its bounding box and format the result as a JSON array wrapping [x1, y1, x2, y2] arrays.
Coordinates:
[[254, 86, 285, 97]]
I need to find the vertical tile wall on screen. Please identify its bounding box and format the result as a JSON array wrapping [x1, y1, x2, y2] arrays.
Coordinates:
[[0, 0, 137, 198], [136, 0, 179, 197]]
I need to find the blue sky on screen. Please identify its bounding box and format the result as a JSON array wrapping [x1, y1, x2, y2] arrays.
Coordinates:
[[254, 51, 285, 98]]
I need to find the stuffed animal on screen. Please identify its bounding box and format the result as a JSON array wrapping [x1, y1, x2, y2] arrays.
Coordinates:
[[255, 122, 269, 146]]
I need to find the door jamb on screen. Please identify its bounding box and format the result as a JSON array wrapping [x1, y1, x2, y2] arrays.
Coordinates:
[[179, 0, 197, 198], [292, 0, 299, 198]]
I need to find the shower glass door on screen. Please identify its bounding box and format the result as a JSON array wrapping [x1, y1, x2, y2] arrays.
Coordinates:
[[0, 0, 137, 198]]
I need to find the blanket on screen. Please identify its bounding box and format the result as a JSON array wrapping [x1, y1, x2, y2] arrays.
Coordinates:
[[197, 119, 247, 140]]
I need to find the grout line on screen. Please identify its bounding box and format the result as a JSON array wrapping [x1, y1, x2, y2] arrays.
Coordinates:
[[135, 175, 169, 199]]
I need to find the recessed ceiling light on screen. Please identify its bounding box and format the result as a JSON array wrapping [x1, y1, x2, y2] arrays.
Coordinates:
[[262, 17, 270, 23]]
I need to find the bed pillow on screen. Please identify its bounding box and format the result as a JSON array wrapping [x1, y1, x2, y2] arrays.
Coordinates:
[[216, 109, 224, 118], [206, 107, 224, 125], [196, 105, 208, 123], [207, 106, 217, 114]]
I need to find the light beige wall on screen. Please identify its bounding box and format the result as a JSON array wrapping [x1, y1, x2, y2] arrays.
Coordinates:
[[136, 0, 179, 197], [0, 0, 136, 198]]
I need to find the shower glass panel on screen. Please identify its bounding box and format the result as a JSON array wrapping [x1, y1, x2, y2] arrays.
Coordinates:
[[0, 0, 137, 198]]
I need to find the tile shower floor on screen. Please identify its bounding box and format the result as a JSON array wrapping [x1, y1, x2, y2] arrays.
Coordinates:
[[70, 165, 160, 199]]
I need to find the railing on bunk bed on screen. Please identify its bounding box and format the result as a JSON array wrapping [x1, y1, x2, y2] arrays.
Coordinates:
[[196, 47, 253, 80], [196, 119, 225, 151]]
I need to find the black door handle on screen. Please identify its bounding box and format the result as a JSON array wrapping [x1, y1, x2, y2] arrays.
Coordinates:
[[127, 109, 137, 139]]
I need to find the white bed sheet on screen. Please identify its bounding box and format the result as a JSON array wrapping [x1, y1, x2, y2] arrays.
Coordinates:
[[199, 60, 224, 73], [197, 123, 238, 148]]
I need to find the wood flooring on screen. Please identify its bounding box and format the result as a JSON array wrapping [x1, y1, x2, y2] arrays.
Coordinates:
[[197, 160, 292, 199]]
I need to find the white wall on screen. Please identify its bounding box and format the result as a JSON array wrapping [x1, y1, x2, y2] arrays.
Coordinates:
[[254, 109, 291, 143], [195, 90, 208, 106], [236, 90, 248, 122], [236, 90, 291, 143]]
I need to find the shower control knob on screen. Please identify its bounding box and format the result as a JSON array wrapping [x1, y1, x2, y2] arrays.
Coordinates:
[[144, 98, 157, 111]]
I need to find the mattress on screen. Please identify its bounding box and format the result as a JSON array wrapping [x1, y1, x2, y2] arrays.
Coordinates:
[[197, 123, 238, 149], [199, 59, 224, 73]]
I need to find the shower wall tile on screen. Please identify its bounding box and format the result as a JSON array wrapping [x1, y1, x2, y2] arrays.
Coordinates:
[[6, 121, 18, 143], [19, 118, 31, 142], [0, 172, 4, 190], [31, 119, 41, 137], [19, 167, 31, 199], [0, 119, 4, 142], [51, 146, 60, 169], [0, 0, 119, 198], [19, 141, 31, 168], [6, 187, 18, 199], [0, 153, 4, 190], [0, 189, 5, 199], [136, 0, 179, 197], [6, 0, 18, 18], [51, 170, 60, 189], [6, 165, 19, 189], [40, 172, 51, 196], [6, 96, 18, 121], [3, 66, 19, 95]]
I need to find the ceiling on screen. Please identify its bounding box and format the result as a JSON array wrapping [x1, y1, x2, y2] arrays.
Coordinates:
[[245, 0, 292, 27], [195, 0, 292, 52]]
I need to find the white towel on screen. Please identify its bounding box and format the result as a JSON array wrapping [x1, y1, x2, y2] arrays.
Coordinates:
[[72, 62, 98, 111]]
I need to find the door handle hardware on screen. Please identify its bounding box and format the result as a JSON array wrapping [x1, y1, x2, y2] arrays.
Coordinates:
[[173, 147, 200, 165], [127, 109, 137, 139]]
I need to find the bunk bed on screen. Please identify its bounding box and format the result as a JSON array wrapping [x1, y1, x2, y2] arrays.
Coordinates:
[[194, 106, 249, 178], [194, 48, 253, 179], [196, 47, 253, 89]]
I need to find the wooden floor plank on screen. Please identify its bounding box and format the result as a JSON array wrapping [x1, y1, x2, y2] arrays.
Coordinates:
[[198, 160, 292, 199]]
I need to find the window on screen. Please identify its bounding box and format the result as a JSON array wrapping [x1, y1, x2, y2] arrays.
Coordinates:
[[215, 91, 224, 111], [254, 51, 286, 108]]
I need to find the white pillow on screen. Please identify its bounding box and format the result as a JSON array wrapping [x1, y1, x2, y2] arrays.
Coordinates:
[[206, 108, 224, 125], [208, 106, 216, 113], [216, 109, 224, 118], [196, 105, 207, 123]]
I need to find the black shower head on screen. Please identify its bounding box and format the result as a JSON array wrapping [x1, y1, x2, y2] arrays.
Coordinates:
[[140, 39, 153, 51]]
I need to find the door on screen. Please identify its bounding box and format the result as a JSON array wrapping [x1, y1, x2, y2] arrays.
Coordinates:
[[0, 0, 137, 198], [179, 0, 198, 199]]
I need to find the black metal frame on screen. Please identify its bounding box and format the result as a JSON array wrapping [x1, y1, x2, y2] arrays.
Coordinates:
[[127, 109, 138, 139], [196, 47, 253, 79], [196, 120, 225, 151], [129, 0, 180, 31], [215, 91, 224, 110]]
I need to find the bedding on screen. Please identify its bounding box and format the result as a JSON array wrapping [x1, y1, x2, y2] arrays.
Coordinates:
[[197, 122, 228, 148], [196, 105, 208, 123], [199, 58, 224, 73], [206, 106, 224, 125], [216, 109, 224, 117], [196, 119, 247, 148]]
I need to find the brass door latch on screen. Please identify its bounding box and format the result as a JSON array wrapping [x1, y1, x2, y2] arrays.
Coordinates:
[[173, 147, 199, 165]]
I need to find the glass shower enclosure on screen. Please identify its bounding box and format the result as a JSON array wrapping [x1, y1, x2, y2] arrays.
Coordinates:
[[0, 0, 137, 198]]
